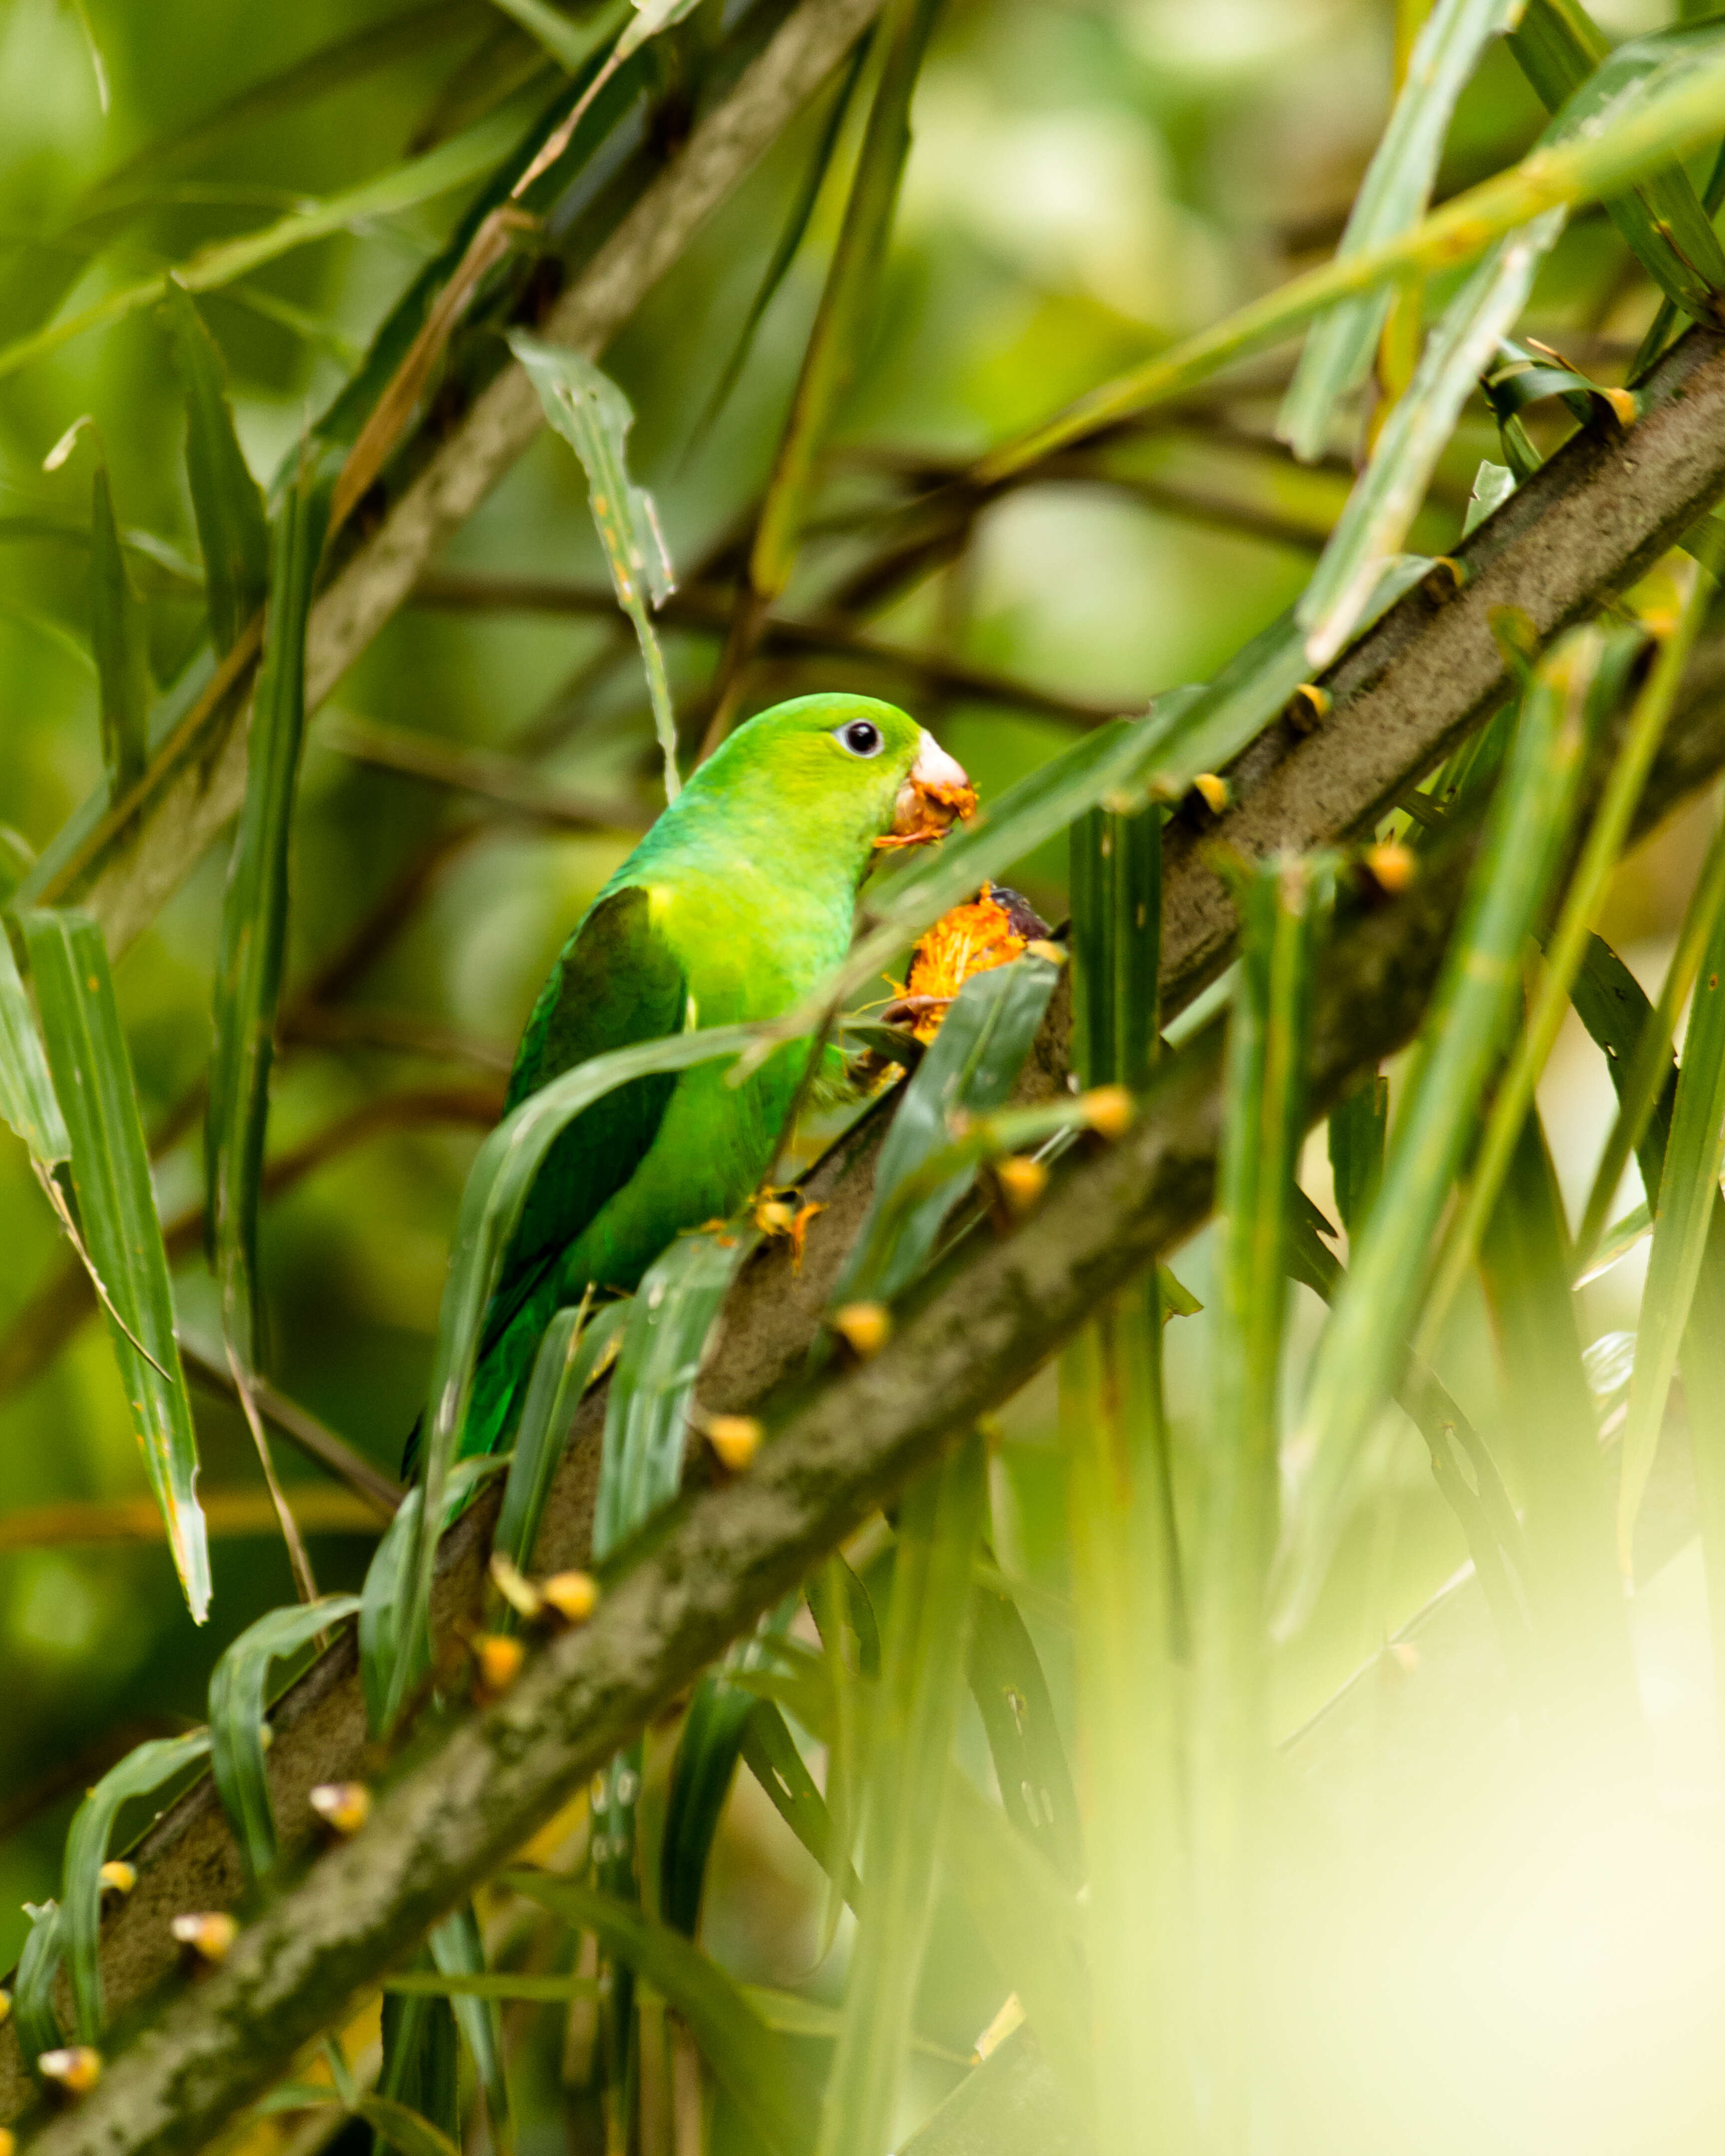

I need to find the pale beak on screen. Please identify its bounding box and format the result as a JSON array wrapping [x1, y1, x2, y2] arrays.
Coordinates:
[[878, 731, 977, 851]]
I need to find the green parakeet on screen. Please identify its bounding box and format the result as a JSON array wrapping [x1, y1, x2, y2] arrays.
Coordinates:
[[459, 691, 972, 1459]]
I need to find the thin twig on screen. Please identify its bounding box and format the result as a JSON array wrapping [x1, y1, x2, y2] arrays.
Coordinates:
[[226, 1333, 320, 1607]]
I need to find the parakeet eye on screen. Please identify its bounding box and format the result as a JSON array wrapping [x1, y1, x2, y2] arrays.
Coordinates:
[[835, 719, 883, 758]]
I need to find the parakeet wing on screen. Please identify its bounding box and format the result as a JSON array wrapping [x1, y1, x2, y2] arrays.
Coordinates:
[[480, 883, 686, 1355]]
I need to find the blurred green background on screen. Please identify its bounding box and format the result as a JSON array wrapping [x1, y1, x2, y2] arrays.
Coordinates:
[[0, 2, 1717, 2142]]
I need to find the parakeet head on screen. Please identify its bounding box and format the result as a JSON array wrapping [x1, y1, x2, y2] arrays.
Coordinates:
[[685, 693, 974, 866]]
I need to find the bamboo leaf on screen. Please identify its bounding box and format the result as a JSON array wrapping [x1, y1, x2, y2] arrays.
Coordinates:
[[940, 1771, 1091, 2118], [965, 1572, 1083, 1884], [1071, 802, 1161, 1091], [14, 1901, 68, 2070], [1420, 575, 1705, 1341], [64, 1731, 213, 2040], [660, 1610, 796, 1936], [428, 1904, 513, 2156], [357, 2094, 465, 2156], [0, 926, 70, 1164], [484, 0, 611, 71], [1280, 622, 1609, 1625], [1577, 812, 1725, 1260], [208, 1595, 362, 1886], [1618, 867, 1725, 1557], [360, 1454, 507, 1734], [1279, 0, 1524, 461], [1327, 1068, 1387, 1238], [1510, 6, 1725, 319], [1299, 208, 1565, 665], [1463, 456, 1517, 536], [22, 908, 211, 1620], [205, 449, 337, 1376], [510, 336, 680, 801], [507, 1871, 824, 2156], [747, 0, 940, 607], [164, 280, 269, 658], [816, 1431, 987, 2156], [0, 103, 527, 388], [88, 462, 152, 798], [1063, 1278, 1189, 2152], [1477, 1111, 1640, 1726], [694, 36, 871, 441], [977, 42, 1725, 482], [833, 954, 1060, 1309], [739, 1698, 863, 1908], [492, 1296, 629, 1579]]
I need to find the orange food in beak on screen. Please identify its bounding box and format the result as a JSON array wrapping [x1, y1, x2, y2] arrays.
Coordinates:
[[874, 731, 976, 851]]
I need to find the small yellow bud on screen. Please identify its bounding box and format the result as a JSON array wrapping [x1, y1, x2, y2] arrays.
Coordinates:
[[834, 1302, 891, 1357], [171, 1912, 237, 1963], [1192, 772, 1229, 814], [476, 1634, 526, 1696], [1080, 1086, 1135, 1140], [309, 1782, 372, 1836], [489, 1551, 544, 1621], [754, 1197, 795, 1236], [37, 2046, 102, 2095], [706, 1414, 763, 1471], [996, 1156, 1048, 1215], [98, 1861, 136, 1896], [541, 1571, 600, 1624], [0, 1989, 10, 2026], [1024, 939, 1066, 965], [1364, 841, 1417, 893], [0, 2122, 15, 2153], [1286, 683, 1330, 734]]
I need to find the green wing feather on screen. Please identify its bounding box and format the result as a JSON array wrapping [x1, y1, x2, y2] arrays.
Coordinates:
[[465, 885, 686, 1455]]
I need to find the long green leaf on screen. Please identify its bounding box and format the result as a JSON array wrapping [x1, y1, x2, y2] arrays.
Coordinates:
[[360, 1454, 506, 1734], [428, 1904, 513, 2155], [64, 1731, 213, 2040], [1063, 1280, 1190, 2155], [507, 1871, 824, 2156], [1327, 1068, 1387, 1239], [89, 462, 151, 799], [747, 0, 940, 605], [22, 908, 211, 1619], [738, 1698, 863, 1908], [1279, 0, 1525, 460], [493, 1296, 628, 1580], [1280, 622, 1607, 1626], [1195, 851, 1330, 2134], [510, 336, 680, 801], [164, 281, 270, 658], [1578, 810, 1725, 1261], [357, 2094, 464, 2156], [1510, 5, 1725, 317], [0, 927, 69, 1163], [0, 103, 526, 387], [595, 1225, 755, 1561], [966, 1570, 1082, 1886], [1618, 872, 1725, 1557], [206, 451, 336, 1374], [833, 954, 1059, 1308], [1421, 576, 1705, 1340], [816, 1431, 986, 2156], [1478, 1112, 1640, 1730], [977, 41, 1725, 482], [1071, 802, 1160, 1093], [1300, 207, 1565, 665], [14, 1901, 68, 2069], [208, 1595, 362, 1886], [940, 1771, 1091, 2118]]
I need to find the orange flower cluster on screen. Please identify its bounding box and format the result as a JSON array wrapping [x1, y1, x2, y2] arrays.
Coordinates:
[[900, 884, 1031, 1042]]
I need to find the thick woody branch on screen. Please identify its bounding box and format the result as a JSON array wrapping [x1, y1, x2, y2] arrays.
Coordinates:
[[22, 612, 1725, 2156]]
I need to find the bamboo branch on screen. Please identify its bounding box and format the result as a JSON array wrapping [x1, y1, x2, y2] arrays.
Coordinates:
[[19, 578, 1725, 2154]]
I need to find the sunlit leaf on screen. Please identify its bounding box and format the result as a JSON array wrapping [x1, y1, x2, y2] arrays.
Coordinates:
[[507, 1871, 823, 2156], [64, 1731, 213, 2039], [208, 1595, 362, 1886], [0, 925, 69, 1164], [22, 908, 211, 1619], [492, 1295, 629, 1581]]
